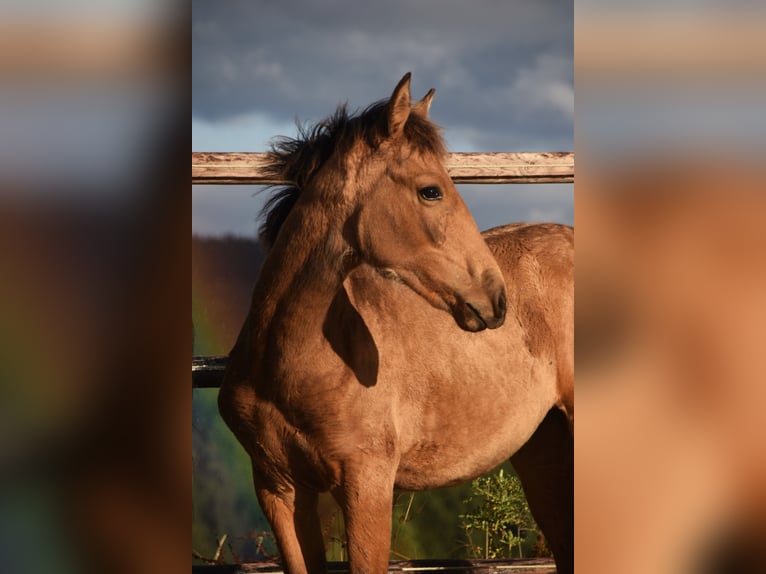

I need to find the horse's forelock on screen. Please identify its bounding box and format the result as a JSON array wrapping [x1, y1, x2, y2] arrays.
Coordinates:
[[258, 98, 445, 248]]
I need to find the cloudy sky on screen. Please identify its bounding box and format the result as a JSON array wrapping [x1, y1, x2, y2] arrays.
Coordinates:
[[192, 0, 573, 237]]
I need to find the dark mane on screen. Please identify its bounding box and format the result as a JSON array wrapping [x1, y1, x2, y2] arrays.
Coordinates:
[[258, 99, 446, 248]]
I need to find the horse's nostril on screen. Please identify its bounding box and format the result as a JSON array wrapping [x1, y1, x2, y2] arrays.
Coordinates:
[[497, 291, 507, 316]]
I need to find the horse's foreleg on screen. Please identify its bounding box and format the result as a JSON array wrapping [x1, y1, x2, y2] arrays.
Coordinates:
[[511, 407, 573, 574], [332, 466, 395, 574], [255, 481, 326, 574]]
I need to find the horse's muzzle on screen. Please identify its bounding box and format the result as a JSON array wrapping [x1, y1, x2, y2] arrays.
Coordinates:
[[454, 276, 507, 332]]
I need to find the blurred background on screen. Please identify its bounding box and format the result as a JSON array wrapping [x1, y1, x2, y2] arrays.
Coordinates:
[[575, 1, 766, 572], [0, 2, 187, 574]]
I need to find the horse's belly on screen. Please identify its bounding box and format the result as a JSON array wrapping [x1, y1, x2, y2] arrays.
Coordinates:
[[388, 355, 557, 489], [393, 406, 545, 490], [395, 446, 514, 490]]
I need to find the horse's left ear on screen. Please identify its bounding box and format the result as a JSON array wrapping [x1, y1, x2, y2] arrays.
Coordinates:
[[412, 88, 435, 118], [388, 72, 412, 138]]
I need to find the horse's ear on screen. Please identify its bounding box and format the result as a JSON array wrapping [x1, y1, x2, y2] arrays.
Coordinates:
[[412, 88, 435, 118], [387, 72, 412, 138]]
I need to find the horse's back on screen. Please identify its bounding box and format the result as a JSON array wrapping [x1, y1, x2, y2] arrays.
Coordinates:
[[483, 223, 574, 421], [483, 222, 573, 270]]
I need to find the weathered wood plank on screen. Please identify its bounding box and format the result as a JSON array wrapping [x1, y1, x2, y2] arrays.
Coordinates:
[[192, 152, 574, 185], [192, 558, 556, 574], [444, 152, 573, 184]]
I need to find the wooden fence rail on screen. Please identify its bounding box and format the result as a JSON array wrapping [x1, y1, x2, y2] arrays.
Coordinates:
[[192, 152, 574, 185], [192, 558, 557, 574], [193, 355, 228, 388]]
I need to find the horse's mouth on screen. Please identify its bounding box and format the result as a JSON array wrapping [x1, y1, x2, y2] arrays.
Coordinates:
[[465, 303, 489, 331], [455, 297, 505, 332]]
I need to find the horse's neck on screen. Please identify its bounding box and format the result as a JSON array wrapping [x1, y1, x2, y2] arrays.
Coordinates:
[[249, 204, 351, 344]]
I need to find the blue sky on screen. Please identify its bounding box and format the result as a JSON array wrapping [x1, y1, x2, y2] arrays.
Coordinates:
[[192, 0, 573, 237]]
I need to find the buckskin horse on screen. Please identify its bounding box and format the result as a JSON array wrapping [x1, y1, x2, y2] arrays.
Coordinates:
[[219, 73, 573, 573]]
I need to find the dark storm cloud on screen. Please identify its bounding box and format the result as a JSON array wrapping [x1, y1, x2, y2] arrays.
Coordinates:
[[192, 0, 572, 151]]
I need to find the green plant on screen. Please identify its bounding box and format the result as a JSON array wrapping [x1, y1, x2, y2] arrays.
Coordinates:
[[459, 468, 539, 559]]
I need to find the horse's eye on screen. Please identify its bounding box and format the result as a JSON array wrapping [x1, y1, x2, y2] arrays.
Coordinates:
[[418, 186, 443, 201]]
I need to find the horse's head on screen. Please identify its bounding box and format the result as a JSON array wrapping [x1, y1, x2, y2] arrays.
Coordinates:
[[351, 74, 507, 332]]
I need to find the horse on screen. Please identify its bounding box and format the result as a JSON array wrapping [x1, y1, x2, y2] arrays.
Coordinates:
[[219, 73, 574, 574]]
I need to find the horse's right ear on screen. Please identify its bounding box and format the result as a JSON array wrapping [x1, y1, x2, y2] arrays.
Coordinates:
[[387, 72, 412, 138]]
